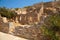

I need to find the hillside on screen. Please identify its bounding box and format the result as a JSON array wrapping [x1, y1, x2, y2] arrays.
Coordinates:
[[0, 1, 60, 40]]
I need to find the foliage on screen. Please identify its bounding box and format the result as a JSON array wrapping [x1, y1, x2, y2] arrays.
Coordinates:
[[15, 8, 19, 10], [0, 7, 17, 19], [41, 25, 59, 40], [24, 6, 32, 8], [42, 13, 60, 40], [45, 14, 60, 32]]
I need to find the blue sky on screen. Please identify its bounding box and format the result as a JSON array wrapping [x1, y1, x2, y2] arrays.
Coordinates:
[[0, 0, 52, 8]]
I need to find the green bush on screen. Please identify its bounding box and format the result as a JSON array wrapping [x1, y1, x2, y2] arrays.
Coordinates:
[[43, 13, 60, 40], [0, 7, 17, 19]]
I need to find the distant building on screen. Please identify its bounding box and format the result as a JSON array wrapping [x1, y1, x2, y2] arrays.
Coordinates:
[[17, 8, 38, 25]]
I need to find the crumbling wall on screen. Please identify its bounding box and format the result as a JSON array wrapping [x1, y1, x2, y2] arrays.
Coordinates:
[[13, 25, 44, 40]]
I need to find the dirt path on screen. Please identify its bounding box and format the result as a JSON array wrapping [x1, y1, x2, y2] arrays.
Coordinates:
[[0, 32, 28, 40]]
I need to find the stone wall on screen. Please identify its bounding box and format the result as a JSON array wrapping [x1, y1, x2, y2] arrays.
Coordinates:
[[13, 25, 44, 40]]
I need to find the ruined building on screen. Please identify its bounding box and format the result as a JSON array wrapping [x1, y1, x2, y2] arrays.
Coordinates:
[[15, 0, 60, 25], [15, 7, 40, 25]]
